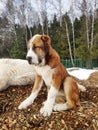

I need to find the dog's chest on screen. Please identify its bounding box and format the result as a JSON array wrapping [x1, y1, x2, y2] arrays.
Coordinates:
[[34, 65, 55, 87]]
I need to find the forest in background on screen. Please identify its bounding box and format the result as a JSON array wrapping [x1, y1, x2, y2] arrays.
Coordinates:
[[0, 0, 98, 68]]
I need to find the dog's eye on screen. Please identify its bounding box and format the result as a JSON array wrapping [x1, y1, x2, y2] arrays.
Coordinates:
[[33, 45, 44, 50], [32, 44, 36, 50], [32, 46, 35, 50]]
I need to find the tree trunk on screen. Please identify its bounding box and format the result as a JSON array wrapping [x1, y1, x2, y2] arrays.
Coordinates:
[[90, 12, 94, 48], [83, 0, 90, 48], [85, 12, 90, 48], [72, 23, 75, 58], [25, 26, 28, 44], [29, 28, 32, 38], [90, 0, 96, 48], [59, 0, 62, 27], [64, 19, 74, 67]]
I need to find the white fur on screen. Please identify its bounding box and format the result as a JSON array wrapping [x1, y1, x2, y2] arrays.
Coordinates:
[[77, 83, 86, 92], [53, 103, 68, 111], [34, 65, 55, 87], [27, 47, 39, 64], [40, 86, 58, 117], [27, 34, 41, 65], [0, 59, 36, 91]]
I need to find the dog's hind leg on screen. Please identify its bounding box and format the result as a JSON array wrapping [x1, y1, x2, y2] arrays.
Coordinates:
[[53, 76, 80, 111]]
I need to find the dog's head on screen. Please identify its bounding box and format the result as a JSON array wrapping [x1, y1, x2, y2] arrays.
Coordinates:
[[26, 34, 51, 66]]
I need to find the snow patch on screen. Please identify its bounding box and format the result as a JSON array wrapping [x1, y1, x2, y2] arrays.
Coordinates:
[[67, 68, 98, 80]]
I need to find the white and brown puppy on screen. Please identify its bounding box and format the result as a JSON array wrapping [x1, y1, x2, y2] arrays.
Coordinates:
[[18, 34, 81, 117], [0, 59, 36, 91]]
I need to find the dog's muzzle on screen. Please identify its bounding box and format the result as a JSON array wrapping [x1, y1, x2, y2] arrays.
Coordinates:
[[26, 56, 42, 65], [26, 56, 32, 64]]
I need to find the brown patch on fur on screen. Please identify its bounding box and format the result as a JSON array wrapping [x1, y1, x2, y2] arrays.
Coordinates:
[[55, 95, 66, 103], [52, 63, 69, 89], [41, 35, 60, 68], [46, 49, 60, 68], [32, 74, 42, 93], [64, 76, 80, 108]]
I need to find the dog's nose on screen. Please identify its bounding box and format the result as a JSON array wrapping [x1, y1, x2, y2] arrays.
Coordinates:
[[26, 56, 32, 64]]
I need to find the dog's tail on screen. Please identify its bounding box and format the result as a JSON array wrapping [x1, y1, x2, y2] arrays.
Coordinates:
[[70, 75, 86, 92], [77, 83, 86, 92]]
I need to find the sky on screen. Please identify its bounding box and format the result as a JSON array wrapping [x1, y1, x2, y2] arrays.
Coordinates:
[[0, 0, 98, 26], [0, 0, 7, 16]]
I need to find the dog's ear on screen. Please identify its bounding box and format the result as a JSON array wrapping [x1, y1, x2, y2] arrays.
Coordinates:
[[41, 35, 51, 45], [41, 35, 51, 54]]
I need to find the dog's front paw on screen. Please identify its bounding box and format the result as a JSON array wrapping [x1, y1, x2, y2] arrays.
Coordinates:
[[40, 105, 52, 117], [18, 93, 35, 110], [18, 98, 33, 110], [18, 100, 30, 110], [18, 101, 28, 110]]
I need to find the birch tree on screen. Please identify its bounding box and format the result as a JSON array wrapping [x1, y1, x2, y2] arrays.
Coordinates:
[[6, 0, 17, 37], [68, 0, 83, 58], [82, 0, 97, 49], [0, 0, 7, 17], [64, 19, 74, 67], [90, 0, 96, 48], [68, 0, 75, 58]]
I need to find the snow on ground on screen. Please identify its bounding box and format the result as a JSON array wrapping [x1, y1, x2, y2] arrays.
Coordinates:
[[67, 68, 98, 80]]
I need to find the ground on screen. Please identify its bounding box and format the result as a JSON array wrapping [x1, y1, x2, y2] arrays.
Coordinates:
[[0, 73, 98, 130]]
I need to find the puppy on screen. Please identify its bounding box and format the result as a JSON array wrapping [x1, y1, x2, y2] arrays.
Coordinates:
[[18, 34, 82, 117], [0, 59, 36, 91]]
